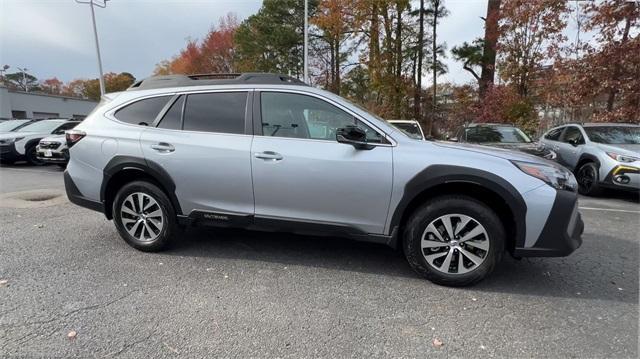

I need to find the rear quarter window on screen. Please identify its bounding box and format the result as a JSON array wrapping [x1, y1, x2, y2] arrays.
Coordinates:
[[114, 96, 172, 126]]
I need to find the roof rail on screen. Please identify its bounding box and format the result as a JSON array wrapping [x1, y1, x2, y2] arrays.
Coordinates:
[[127, 73, 308, 91]]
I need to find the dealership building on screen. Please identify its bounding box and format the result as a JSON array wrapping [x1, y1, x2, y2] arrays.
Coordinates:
[[0, 86, 98, 120]]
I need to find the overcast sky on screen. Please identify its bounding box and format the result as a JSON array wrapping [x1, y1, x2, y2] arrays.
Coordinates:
[[1, 0, 492, 85]]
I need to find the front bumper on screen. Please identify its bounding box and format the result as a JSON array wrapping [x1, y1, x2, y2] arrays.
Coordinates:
[[36, 147, 69, 163], [513, 190, 583, 257], [603, 165, 640, 191], [0, 143, 23, 162]]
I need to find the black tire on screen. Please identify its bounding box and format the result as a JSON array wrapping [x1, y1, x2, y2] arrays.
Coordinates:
[[403, 195, 505, 287], [25, 146, 45, 166], [576, 162, 601, 196], [112, 181, 177, 252]]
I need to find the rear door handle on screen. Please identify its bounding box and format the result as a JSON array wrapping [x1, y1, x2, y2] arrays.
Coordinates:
[[150, 142, 175, 153], [254, 151, 283, 161]]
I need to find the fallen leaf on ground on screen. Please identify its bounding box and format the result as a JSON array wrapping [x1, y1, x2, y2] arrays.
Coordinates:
[[163, 342, 179, 354], [0, 279, 8, 286], [67, 331, 77, 339], [432, 338, 444, 348]]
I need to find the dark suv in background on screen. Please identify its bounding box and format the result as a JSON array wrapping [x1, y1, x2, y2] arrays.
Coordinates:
[[452, 123, 556, 160]]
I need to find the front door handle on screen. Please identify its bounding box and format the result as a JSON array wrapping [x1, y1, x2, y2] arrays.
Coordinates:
[[150, 142, 175, 153], [254, 151, 283, 161]]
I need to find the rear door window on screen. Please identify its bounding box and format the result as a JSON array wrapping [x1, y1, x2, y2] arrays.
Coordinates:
[[115, 96, 172, 126], [183, 92, 247, 134]]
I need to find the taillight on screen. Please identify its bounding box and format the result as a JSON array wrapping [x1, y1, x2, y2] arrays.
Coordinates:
[[66, 130, 86, 148]]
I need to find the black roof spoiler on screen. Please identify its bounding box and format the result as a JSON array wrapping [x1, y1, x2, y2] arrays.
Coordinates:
[[127, 73, 308, 91]]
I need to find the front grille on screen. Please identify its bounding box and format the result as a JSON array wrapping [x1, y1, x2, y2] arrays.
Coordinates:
[[39, 142, 61, 149]]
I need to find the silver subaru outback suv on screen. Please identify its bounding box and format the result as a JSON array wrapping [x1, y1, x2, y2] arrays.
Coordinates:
[[64, 73, 583, 286]]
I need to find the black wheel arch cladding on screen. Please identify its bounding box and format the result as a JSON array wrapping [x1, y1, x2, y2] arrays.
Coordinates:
[[390, 165, 528, 249], [577, 153, 600, 168], [101, 155, 183, 218]]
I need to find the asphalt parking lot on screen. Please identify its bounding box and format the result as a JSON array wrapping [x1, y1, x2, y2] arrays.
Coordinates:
[[0, 164, 638, 358]]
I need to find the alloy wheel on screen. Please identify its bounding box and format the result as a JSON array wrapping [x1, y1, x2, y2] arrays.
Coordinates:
[[120, 192, 164, 242], [421, 214, 490, 275], [578, 165, 596, 192], [27, 147, 45, 166]]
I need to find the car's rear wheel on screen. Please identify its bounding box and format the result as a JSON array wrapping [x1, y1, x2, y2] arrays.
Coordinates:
[[112, 181, 177, 252], [403, 195, 505, 286], [26, 146, 45, 166], [576, 162, 601, 196]]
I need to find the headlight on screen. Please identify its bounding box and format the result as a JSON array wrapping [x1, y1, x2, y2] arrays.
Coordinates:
[[0, 137, 24, 145], [606, 152, 639, 163], [512, 160, 577, 191]]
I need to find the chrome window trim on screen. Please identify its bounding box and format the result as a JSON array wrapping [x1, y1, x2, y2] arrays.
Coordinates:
[[106, 90, 251, 136], [105, 87, 396, 146]]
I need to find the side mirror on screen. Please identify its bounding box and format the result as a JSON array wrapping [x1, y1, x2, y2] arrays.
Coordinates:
[[568, 138, 581, 147], [336, 125, 374, 150]]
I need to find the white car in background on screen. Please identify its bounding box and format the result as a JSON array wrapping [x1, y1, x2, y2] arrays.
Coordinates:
[[0, 119, 40, 133], [36, 134, 71, 167], [0, 119, 79, 165], [388, 120, 426, 140]]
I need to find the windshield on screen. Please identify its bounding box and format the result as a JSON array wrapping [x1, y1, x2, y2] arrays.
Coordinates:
[[584, 126, 640, 144], [391, 122, 423, 139], [465, 126, 532, 143], [17, 120, 66, 133], [0, 120, 30, 132]]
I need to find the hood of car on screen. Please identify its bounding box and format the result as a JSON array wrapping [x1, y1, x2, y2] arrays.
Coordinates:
[[594, 143, 640, 156], [0, 132, 36, 140], [477, 141, 552, 156], [434, 141, 552, 164], [39, 135, 65, 143]]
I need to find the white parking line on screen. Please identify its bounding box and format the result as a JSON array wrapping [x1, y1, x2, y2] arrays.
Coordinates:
[[579, 206, 640, 214], [0, 167, 61, 174]]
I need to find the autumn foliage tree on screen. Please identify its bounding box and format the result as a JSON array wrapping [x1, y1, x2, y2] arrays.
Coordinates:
[[558, 0, 640, 122], [40, 77, 64, 95], [59, 72, 135, 101], [154, 13, 238, 75]]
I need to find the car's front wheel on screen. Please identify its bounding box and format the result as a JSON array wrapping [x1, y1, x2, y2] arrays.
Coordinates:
[[112, 181, 177, 252], [403, 195, 505, 286], [25, 146, 45, 166], [576, 162, 601, 196]]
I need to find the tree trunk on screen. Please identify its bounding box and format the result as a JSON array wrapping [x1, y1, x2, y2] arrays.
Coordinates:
[[430, 0, 439, 137], [414, 0, 424, 122], [370, 3, 380, 84], [394, 2, 403, 118], [606, 5, 632, 112], [334, 36, 341, 95], [479, 0, 501, 99]]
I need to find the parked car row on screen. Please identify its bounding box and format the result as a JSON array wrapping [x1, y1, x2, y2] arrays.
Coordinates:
[[393, 120, 638, 197], [0, 118, 79, 166]]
